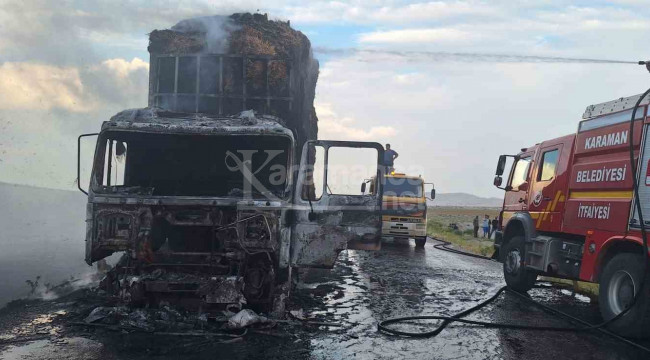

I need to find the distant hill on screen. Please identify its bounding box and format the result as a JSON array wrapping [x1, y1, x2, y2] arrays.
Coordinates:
[[429, 192, 502, 208], [0, 182, 90, 307]]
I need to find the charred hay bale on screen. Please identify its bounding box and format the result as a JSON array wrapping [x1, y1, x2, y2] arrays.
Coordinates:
[[148, 30, 204, 54], [147, 13, 318, 160]]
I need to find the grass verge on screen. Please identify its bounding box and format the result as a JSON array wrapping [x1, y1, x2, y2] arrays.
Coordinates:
[[426, 219, 494, 257]]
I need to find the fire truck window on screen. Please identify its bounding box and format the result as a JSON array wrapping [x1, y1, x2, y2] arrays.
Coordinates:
[[538, 149, 559, 181], [510, 157, 531, 189]]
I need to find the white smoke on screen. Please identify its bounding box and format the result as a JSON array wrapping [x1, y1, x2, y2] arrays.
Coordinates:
[[171, 15, 240, 54]]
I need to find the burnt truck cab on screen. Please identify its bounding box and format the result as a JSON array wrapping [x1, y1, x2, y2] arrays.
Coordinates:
[[79, 108, 384, 313]]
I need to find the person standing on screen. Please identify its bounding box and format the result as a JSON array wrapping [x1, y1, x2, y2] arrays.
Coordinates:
[[490, 216, 499, 239], [482, 215, 490, 238], [384, 144, 399, 173], [473, 216, 479, 238]]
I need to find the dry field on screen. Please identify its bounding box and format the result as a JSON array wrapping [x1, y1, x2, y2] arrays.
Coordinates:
[[426, 206, 499, 257], [428, 206, 500, 232]]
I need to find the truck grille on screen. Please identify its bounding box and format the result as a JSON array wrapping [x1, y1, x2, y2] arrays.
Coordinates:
[[389, 217, 423, 223]]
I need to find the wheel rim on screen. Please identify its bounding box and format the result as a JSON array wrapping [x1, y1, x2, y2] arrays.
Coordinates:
[[505, 248, 521, 276], [608, 270, 636, 315]]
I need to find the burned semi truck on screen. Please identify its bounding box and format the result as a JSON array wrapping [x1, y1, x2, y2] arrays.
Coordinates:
[[77, 14, 384, 314]]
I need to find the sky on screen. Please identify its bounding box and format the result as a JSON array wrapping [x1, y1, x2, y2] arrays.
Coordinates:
[[1, 0, 649, 198]]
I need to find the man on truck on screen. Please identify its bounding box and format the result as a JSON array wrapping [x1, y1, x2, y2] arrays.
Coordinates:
[[492, 92, 650, 337], [384, 144, 399, 173]]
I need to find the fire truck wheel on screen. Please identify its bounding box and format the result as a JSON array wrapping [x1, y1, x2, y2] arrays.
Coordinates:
[[415, 237, 427, 247], [502, 236, 537, 293], [599, 253, 650, 338]]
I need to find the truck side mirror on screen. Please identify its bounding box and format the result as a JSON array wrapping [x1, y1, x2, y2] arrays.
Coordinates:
[[430, 188, 436, 200], [493, 176, 503, 188], [361, 182, 367, 194], [496, 155, 507, 176]]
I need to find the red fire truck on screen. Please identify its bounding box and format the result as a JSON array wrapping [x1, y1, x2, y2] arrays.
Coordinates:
[[493, 93, 650, 337]]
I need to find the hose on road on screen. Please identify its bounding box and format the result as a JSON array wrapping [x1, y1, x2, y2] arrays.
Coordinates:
[[432, 238, 494, 260], [379, 237, 650, 354]]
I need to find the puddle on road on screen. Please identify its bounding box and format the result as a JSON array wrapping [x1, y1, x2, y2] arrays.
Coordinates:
[[0, 337, 112, 360], [300, 245, 506, 360]]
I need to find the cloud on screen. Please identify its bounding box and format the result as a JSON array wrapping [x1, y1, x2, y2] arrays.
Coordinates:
[[359, 28, 471, 44], [285, 1, 498, 24], [367, 1, 497, 23], [0, 0, 263, 65], [83, 58, 149, 107], [0, 62, 90, 112], [98, 58, 149, 79], [316, 103, 397, 141], [0, 58, 148, 113]]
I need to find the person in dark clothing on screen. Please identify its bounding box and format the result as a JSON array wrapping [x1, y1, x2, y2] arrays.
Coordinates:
[[473, 216, 479, 238], [490, 217, 499, 239], [384, 144, 399, 173]]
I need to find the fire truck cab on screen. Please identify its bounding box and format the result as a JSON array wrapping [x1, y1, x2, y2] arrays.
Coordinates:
[[493, 93, 650, 337]]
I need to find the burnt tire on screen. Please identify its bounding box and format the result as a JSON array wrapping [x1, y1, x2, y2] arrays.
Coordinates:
[[599, 253, 650, 338], [415, 237, 427, 247], [502, 236, 537, 293]]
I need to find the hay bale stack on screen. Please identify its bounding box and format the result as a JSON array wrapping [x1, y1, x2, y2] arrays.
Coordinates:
[[147, 13, 319, 153]]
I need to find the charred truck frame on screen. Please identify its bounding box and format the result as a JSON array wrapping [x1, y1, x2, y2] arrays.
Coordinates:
[[78, 50, 385, 313], [493, 93, 650, 336]]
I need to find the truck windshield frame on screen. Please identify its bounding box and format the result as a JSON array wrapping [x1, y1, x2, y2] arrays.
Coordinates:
[[510, 156, 531, 189], [91, 130, 293, 199]]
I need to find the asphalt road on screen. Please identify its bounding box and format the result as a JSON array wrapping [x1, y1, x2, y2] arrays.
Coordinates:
[[1, 238, 649, 359]]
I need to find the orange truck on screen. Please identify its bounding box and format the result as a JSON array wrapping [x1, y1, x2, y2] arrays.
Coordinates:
[[493, 93, 650, 336], [364, 173, 435, 247]]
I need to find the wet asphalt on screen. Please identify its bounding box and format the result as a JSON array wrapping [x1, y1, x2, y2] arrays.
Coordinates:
[[1, 237, 649, 359]]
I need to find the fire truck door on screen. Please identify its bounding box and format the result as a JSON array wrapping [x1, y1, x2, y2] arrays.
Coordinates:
[[528, 145, 563, 231], [503, 152, 533, 217], [290, 140, 384, 268]]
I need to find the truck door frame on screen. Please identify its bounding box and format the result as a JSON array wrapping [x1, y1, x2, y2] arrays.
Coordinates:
[[290, 140, 384, 268], [503, 151, 535, 214], [528, 144, 563, 230], [77, 133, 99, 195]]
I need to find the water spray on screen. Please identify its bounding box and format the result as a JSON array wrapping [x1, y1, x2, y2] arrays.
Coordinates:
[[316, 47, 638, 64]]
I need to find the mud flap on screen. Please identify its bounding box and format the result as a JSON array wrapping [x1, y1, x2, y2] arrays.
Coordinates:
[[290, 141, 383, 268]]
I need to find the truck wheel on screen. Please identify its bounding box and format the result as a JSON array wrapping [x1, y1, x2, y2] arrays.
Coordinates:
[[502, 236, 537, 292], [415, 237, 427, 247], [599, 253, 650, 338]]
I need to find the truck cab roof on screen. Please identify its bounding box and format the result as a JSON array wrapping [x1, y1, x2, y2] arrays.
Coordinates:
[[385, 173, 422, 180], [518, 133, 575, 156], [102, 107, 295, 139]]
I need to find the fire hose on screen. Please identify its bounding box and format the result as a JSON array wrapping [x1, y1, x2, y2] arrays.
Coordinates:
[[378, 62, 650, 355]]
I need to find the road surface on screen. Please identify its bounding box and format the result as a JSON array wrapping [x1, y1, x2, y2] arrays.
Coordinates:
[[0, 238, 648, 359]]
